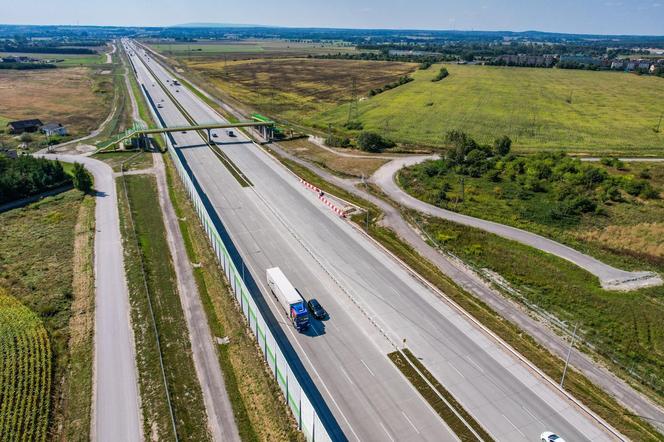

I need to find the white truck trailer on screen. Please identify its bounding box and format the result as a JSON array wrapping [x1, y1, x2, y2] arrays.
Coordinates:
[[266, 267, 310, 331]]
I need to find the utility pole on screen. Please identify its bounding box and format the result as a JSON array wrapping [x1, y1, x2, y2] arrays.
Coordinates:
[[656, 112, 663, 132], [460, 177, 465, 202], [347, 78, 358, 125], [560, 323, 578, 389]]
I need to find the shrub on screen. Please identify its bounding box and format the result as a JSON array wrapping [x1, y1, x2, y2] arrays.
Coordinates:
[[19, 133, 33, 143], [432, 67, 449, 82], [324, 135, 351, 148], [356, 131, 395, 152], [72, 162, 93, 193], [344, 121, 363, 131], [493, 135, 512, 156]]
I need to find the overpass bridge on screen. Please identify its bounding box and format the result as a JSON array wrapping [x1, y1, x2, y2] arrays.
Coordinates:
[[104, 119, 276, 150]]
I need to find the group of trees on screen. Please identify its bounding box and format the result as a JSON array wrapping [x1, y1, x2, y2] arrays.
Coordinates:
[[368, 76, 413, 97], [0, 156, 92, 204], [426, 130, 658, 221], [431, 67, 449, 82], [325, 130, 395, 152]]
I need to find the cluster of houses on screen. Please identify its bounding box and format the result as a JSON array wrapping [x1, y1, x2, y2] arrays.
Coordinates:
[[6, 119, 68, 137], [491, 53, 664, 73]]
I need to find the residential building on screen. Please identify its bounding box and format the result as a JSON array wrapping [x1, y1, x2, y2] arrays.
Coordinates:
[[6, 119, 43, 134], [40, 123, 68, 137]]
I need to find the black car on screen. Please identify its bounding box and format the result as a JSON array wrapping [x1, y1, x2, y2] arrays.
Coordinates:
[[307, 299, 327, 320]]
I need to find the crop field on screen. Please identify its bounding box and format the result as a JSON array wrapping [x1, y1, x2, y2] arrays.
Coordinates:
[[150, 39, 357, 60], [186, 58, 416, 122], [0, 67, 111, 146], [317, 64, 664, 155], [0, 290, 51, 441], [0, 190, 89, 438]]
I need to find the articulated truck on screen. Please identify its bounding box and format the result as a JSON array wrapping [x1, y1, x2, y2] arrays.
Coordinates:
[[266, 267, 310, 332]]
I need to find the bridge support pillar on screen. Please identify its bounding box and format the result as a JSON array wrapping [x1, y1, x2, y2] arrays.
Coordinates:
[[206, 129, 212, 143]]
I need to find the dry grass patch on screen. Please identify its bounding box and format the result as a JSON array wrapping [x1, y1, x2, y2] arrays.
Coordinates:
[[577, 223, 664, 259], [0, 67, 110, 136], [278, 138, 388, 178]]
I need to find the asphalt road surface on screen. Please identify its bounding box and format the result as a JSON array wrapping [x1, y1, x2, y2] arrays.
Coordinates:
[[36, 153, 142, 442], [127, 40, 619, 442], [372, 156, 663, 291]]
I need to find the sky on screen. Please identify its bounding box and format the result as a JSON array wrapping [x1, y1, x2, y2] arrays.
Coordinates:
[[1, 0, 663, 35]]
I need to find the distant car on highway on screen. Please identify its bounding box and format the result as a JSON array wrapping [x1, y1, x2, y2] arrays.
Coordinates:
[[225, 129, 235, 137], [157, 104, 163, 108], [211, 133, 218, 138], [540, 432, 565, 442], [175, 89, 179, 93], [307, 299, 327, 320]]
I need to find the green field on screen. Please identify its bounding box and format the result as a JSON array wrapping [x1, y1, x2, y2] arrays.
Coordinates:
[[0, 290, 51, 441], [0, 52, 106, 67], [316, 64, 664, 155]]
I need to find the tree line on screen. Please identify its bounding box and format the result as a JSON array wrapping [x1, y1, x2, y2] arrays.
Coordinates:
[[0, 156, 92, 204]]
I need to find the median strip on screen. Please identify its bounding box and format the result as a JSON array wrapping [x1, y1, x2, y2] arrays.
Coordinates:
[[136, 49, 252, 187], [389, 349, 493, 442]]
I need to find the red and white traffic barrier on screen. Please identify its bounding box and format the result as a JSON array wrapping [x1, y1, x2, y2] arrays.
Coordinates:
[[299, 177, 346, 217], [319, 194, 346, 217], [299, 177, 321, 193]]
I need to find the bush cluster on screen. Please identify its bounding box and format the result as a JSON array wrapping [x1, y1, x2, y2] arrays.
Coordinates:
[[425, 130, 659, 220], [356, 131, 395, 152], [431, 67, 449, 82], [368, 76, 413, 97]]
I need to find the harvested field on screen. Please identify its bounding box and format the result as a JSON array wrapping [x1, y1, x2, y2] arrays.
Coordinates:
[[0, 67, 110, 136], [185, 58, 416, 122], [150, 39, 358, 60]]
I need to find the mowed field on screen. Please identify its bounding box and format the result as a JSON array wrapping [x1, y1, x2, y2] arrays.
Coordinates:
[[149, 39, 358, 60], [317, 64, 664, 155], [0, 51, 106, 67], [186, 58, 416, 122], [0, 67, 110, 135]]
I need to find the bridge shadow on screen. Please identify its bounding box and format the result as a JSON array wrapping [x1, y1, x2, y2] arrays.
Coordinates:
[[173, 147, 347, 442]]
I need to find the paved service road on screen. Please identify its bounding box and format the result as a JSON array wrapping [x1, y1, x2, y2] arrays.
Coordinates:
[[128, 40, 620, 442], [36, 154, 142, 442], [372, 156, 663, 291]]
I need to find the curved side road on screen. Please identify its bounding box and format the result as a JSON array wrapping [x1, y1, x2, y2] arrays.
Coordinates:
[[35, 153, 142, 442], [372, 156, 663, 291]]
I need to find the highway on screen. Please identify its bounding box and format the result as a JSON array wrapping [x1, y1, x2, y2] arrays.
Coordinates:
[[127, 39, 618, 441]]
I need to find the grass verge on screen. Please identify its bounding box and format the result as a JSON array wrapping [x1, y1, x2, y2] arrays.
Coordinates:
[[117, 173, 209, 441], [164, 155, 304, 441], [62, 194, 95, 441], [388, 349, 493, 441], [267, 150, 663, 441]]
